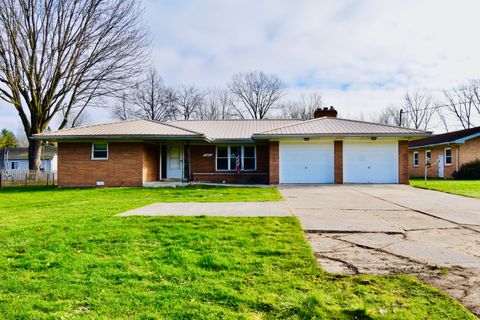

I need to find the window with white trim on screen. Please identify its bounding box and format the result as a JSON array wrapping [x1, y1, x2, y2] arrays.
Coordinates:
[[216, 146, 256, 171], [11, 161, 19, 170], [444, 148, 452, 165], [92, 143, 108, 160], [413, 152, 419, 167], [425, 150, 431, 164]]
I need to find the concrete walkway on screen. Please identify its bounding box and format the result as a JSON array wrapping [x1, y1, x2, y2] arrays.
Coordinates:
[[118, 201, 292, 217], [279, 184, 480, 316]]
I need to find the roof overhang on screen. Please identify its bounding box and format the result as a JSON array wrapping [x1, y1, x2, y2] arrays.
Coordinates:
[[252, 133, 432, 139], [31, 135, 208, 141], [409, 132, 480, 150]]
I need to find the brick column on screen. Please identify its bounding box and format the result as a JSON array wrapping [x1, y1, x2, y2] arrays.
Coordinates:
[[334, 140, 343, 184], [398, 140, 409, 184], [268, 141, 279, 184]]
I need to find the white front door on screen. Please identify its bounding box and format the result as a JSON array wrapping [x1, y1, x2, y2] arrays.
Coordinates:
[[438, 154, 444, 178], [279, 142, 334, 183], [343, 141, 398, 183], [167, 145, 183, 179]]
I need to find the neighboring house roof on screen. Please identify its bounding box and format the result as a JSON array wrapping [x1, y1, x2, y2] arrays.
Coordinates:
[[170, 119, 301, 141], [33, 119, 204, 140], [253, 117, 431, 138], [32, 117, 430, 142], [0, 146, 57, 160], [409, 126, 480, 149]]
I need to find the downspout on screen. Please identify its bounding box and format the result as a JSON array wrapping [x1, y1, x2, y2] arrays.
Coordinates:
[[456, 146, 459, 172]]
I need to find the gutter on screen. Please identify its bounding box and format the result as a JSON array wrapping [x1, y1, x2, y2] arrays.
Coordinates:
[[252, 133, 432, 139], [31, 135, 210, 142]]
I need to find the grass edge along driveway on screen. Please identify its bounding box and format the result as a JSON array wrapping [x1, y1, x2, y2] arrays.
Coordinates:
[[410, 179, 480, 199], [0, 185, 475, 319]]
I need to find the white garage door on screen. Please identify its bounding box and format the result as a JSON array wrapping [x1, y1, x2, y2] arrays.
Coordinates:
[[343, 141, 398, 183], [279, 142, 334, 183]]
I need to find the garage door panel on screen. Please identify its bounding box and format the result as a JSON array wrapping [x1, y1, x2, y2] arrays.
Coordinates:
[[280, 142, 334, 183], [343, 141, 398, 183]]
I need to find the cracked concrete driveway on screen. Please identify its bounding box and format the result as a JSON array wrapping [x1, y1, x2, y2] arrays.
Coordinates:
[[279, 184, 480, 316]]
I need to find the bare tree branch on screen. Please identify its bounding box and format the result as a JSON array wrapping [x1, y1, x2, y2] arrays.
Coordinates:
[[228, 71, 287, 119], [196, 88, 236, 120], [175, 85, 204, 120], [403, 90, 436, 130], [0, 0, 149, 169], [444, 85, 475, 129], [280, 92, 322, 120]]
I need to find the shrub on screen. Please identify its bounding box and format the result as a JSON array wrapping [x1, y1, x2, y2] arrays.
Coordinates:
[[453, 159, 480, 180]]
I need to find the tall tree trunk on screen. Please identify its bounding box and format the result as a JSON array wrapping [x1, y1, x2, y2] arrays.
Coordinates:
[[28, 139, 42, 170]]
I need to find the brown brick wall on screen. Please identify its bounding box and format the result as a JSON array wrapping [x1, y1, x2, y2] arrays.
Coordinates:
[[398, 140, 409, 184], [143, 143, 160, 183], [459, 136, 480, 165], [268, 141, 279, 184], [58, 142, 144, 187], [409, 145, 459, 178], [190, 144, 269, 184], [334, 140, 343, 184]]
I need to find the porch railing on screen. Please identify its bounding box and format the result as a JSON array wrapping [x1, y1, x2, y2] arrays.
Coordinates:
[[0, 170, 57, 188]]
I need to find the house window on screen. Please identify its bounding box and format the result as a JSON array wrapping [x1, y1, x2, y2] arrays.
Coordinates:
[[444, 148, 452, 165], [425, 150, 431, 164], [216, 146, 256, 171], [92, 143, 108, 160], [11, 161, 19, 170], [413, 152, 419, 167]]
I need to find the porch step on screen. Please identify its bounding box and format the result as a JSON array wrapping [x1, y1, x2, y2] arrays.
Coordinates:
[[143, 181, 186, 188]]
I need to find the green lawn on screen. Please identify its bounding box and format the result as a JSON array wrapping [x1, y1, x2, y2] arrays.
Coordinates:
[[410, 179, 480, 199], [0, 186, 474, 319]]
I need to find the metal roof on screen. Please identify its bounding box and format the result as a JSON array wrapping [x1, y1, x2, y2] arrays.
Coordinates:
[[32, 117, 431, 141], [409, 126, 480, 148], [253, 117, 431, 137], [0, 147, 57, 160], [33, 119, 204, 140], [169, 119, 301, 141]]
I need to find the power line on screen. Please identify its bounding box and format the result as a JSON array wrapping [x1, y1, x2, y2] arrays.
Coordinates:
[[401, 101, 476, 114]]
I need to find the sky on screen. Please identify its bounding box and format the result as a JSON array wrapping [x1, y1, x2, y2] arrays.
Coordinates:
[[1, 0, 480, 135]]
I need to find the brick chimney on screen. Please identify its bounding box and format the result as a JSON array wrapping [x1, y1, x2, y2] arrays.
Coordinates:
[[314, 106, 337, 118]]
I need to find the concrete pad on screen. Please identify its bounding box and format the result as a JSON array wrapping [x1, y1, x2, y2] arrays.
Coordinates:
[[385, 241, 480, 269], [354, 185, 480, 225], [372, 211, 457, 230], [118, 201, 292, 217], [296, 210, 404, 233], [338, 232, 405, 249]]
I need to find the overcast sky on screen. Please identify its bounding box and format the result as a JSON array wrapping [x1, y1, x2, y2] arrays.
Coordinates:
[[1, 0, 480, 135]]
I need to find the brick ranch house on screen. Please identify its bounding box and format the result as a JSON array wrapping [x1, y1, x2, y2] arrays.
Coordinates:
[[33, 108, 430, 187], [409, 126, 480, 178]]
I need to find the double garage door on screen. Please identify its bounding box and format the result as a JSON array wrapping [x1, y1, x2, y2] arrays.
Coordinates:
[[279, 141, 398, 184]]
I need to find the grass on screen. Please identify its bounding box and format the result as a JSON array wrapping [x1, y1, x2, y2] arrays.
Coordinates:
[[410, 179, 480, 199], [0, 186, 475, 319]]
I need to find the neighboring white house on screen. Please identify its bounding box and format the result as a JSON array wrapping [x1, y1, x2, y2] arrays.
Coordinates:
[[0, 147, 57, 171]]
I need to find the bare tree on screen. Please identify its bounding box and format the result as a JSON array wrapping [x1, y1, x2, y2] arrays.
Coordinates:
[[280, 92, 323, 120], [0, 0, 149, 169], [130, 69, 176, 121], [403, 90, 436, 130], [436, 104, 450, 132], [444, 85, 475, 129], [112, 93, 134, 121], [175, 85, 205, 120], [228, 71, 287, 119], [375, 105, 403, 126], [197, 89, 236, 120], [468, 79, 480, 116]]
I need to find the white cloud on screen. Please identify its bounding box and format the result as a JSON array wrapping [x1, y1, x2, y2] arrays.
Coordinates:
[[1, 0, 480, 133]]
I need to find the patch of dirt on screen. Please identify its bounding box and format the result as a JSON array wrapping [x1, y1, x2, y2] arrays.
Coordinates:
[[307, 233, 480, 317]]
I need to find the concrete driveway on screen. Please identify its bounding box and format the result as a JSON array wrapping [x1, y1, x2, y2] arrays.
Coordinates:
[[279, 184, 480, 316]]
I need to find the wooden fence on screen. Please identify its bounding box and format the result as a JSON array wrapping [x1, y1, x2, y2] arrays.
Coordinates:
[[0, 170, 57, 188]]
